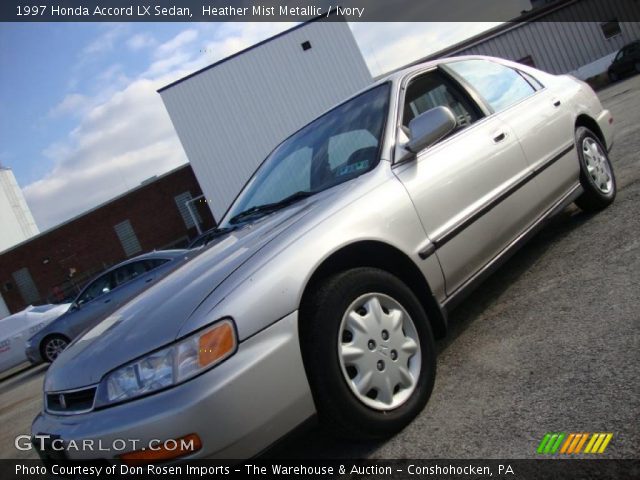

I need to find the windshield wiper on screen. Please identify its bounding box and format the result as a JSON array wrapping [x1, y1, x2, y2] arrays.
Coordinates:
[[228, 190, 315, 225]]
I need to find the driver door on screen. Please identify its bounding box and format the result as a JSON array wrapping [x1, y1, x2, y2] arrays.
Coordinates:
[[67, 270, 117, 337], [393, 68, 540, 295]]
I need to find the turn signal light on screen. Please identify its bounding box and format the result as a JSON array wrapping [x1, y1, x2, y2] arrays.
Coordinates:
[[199, 320, 236, 367]]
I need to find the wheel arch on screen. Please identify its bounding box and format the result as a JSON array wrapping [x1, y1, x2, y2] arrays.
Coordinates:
[[575, 113, 605, 147], [298, 240, 447, 340]]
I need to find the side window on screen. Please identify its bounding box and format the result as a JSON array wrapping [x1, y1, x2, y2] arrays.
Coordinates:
[[77, 273, 114, 305], [447, 60, 536, 113], [402, 71, 481, 130], [143, 258, 170, 271], [111, 262, 145, 288], [518, 70, 544, 91]]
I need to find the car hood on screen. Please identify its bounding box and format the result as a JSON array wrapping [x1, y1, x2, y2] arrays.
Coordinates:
[[44, 199, 320, 392]]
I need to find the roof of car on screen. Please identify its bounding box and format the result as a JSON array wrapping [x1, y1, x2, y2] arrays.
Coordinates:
[[373, 55, 498, 86]]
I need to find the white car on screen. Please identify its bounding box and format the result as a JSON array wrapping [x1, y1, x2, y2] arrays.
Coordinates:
[[0, 304, 70, 374]]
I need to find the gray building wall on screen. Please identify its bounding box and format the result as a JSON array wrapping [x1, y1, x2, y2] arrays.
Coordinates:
[[159, 20, 372, 221], [431, 0, 640, 76]]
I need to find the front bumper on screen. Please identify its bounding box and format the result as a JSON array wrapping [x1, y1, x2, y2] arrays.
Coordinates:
[[25, 341, 43, 365], [31, 311, 315, 460]]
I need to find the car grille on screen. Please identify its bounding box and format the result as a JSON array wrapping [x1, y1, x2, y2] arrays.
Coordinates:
[[46, 386, 97, 414]]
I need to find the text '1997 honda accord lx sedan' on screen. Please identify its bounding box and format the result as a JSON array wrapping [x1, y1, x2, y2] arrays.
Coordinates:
[[32, 56, 615, 462]]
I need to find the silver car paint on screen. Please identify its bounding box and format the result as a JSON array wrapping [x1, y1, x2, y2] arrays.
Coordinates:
[[34, 312, 314, 460], [33, 56, 614, 459]]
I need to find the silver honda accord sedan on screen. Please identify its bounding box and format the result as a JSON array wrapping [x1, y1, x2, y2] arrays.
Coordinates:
[[32, 56, 615, 461]]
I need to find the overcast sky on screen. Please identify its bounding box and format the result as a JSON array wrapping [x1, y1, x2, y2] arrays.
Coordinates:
[[0, 21, 506, 231]]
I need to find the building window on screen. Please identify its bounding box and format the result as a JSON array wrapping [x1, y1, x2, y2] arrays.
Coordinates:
[[175, 191, 201, 229], [301, 41, 312, 51], [114, 219, 142, 257], [601, 20, 621, 40], [12, 267, 40, 305], [516, 55, 536, 68]]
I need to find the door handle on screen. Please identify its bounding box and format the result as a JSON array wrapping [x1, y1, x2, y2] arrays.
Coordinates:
[[492, 131, 507, 143], [145, 277, 154, 283], [104, 298, 111, 304], [553, 99, 561, 107]]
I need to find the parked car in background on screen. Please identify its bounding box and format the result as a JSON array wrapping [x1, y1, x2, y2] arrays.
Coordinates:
[[25, 250, 190, 364], [33, 56, 615, 461], [608, 40, 640, 82], [0, 303, 70, 374]]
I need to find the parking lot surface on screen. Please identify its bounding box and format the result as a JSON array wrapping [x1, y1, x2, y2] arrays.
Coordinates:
[[1, 76, 638, 460]]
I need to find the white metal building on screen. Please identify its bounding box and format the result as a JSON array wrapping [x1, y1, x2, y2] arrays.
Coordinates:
[[159, 18, 372, 221], [0, 167, 38, 252], [408, 0, 640, 80], [0, 167, 39, 318]]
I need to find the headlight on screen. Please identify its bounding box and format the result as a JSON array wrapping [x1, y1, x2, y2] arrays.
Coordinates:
[[95, 319, 236, 407]]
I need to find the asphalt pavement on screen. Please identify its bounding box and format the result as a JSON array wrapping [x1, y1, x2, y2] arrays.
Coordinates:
[[1, 75, 638, 460]]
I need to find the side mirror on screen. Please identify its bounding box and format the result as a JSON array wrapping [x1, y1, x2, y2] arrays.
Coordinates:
[[69, 302, 80, 312], [406, 106, 457, 153]]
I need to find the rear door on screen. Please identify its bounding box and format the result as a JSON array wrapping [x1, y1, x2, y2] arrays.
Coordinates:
[[446, 59, 578, 213], [393, 67, 541, 295]]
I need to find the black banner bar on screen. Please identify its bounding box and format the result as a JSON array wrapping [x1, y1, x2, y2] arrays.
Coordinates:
[[2, 0, 640, 22], [3, 459, 640, 480]]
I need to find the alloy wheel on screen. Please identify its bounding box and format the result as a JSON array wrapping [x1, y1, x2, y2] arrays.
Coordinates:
[[44, 337, 68, 362]]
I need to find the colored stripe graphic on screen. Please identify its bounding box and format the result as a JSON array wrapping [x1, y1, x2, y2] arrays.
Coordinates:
[[584, 433, 614, 454], [560, 434, 575, 454], [537, 433, 565, 454], [538, 433, 613, 454], [537, 434, 552, 454], [574, 433, 589, 453]]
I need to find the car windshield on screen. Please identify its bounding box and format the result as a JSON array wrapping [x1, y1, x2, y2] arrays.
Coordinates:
[[222, 83, 390, 225]]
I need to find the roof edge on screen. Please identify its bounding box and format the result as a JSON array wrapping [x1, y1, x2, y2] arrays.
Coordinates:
[[157, 11, 345, 93]]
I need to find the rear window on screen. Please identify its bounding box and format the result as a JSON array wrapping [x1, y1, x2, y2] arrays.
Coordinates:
[[448, 59, 536, 113]]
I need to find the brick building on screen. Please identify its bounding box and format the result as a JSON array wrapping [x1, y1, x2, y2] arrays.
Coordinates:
[[0, 164, 215, 314]]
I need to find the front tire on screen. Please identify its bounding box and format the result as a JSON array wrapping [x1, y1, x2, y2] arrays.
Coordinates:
[[41, 335, 69, 363], [301, 267, 436, 439], [574, 127, 616, 212], [608, 70, 618, 83]]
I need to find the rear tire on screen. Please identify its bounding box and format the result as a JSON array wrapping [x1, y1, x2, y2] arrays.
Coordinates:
[[300, 267, 436, 439], [574, 127, 616, 212], [41, 334, 69, 363]]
